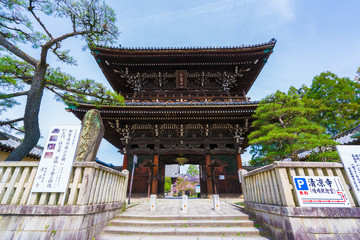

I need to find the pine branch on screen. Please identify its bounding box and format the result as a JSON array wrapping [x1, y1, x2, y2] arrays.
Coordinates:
[[0, 22, 33, 40], [9, 124, 25, 134], [44, 30, 95, 49], [0, 118, 24, 126], [0, 91, 29, 99], [0, 35, 38, 66], [45, 85, 111, 102], [27, 1, 53, 40]]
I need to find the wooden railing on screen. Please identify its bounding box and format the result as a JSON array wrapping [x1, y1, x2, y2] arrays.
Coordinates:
[[241, 161, 358, 207], [0, 162, 129, 205]]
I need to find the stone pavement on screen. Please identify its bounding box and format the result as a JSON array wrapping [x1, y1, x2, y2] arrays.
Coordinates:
[[96, 198, 272, 240], [124, 198, 247, 217]]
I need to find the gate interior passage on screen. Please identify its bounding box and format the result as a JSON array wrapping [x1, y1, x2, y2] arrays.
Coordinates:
[[69, 39, 276, 197]]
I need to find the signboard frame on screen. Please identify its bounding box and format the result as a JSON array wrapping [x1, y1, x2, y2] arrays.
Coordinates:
[[336, 145, 360, 204], [29, 125, 81, 204], [293, 176, 351, 207]]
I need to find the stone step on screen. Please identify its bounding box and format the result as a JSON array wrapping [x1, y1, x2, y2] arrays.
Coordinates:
[[97, 234, 270, 240], [110, 219, 255, 227], [100, 226, 263, 236], [115, 214, 250, 221]]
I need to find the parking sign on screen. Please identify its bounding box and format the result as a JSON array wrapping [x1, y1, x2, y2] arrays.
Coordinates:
[[293, 176, 351, 207]]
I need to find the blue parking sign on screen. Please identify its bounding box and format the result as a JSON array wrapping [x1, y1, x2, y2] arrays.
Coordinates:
[[294, 177, 308, 190]]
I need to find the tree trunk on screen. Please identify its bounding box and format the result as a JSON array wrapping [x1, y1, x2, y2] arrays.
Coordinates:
[[290, 150, 299, 161], [5, 64, 47, 161]]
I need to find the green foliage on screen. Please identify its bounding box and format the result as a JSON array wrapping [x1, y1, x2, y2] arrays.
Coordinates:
[[186, 164, 199, 177], [0, 56, 124, 109], [0, 0, 122, 133], [249, 88, 338, 165], [304, 71, 360, 135], [164, 176, 172, 192], [0, 0, 122, 161], [0, 0, 118, 51]]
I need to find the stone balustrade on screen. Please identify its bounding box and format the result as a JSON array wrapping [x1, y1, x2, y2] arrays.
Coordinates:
[[241, 161, 360, 239], [0, 161, 129, 206], [0, 161, 129, 239], [241, 161, 358, 207]]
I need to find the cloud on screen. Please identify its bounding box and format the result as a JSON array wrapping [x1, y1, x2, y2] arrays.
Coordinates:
[[118, 0, 254, 25], [119, 0, 295, 27], [262, 0, 295, 20]]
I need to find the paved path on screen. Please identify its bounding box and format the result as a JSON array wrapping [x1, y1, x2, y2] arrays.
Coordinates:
[[124, 198, 248, 217]]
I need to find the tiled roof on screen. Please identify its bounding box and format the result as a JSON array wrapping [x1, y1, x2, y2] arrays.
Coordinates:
[[94, 39, 277, 52], [282, 125, 360, 161], [0, 132, 43, 159], [333, 125, 360, 145], [165, 164, 180, 178]]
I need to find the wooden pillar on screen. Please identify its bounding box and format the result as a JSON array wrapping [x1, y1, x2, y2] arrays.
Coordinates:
[[158, 163, 165, 198], [199, 159, 207, 198], [122, 154, 129, 171], [206, 154, 213, 195], [151, 154, 159, 195], [236, 153, 243, 170]]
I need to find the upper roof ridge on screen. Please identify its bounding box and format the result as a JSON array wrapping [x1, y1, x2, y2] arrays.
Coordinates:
[[93, 38, 277, 52]]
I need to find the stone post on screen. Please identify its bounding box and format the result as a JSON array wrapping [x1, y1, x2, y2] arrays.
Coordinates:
[[74, 109, 104, 162], [240, 169, 248, 202], [182, 195, 188, 213], [150, 194, 156, 211], [213, 194, 220, 211]]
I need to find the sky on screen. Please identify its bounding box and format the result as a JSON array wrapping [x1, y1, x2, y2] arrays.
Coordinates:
[[4, 0, 360, 166]]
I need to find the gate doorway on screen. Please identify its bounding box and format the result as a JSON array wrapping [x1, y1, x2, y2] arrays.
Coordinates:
[[164, 164, 201, 198]]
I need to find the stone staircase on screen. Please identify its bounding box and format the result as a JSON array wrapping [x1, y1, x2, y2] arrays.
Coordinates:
[[97, 215, 268, 239], [96, 200, 271, 239]]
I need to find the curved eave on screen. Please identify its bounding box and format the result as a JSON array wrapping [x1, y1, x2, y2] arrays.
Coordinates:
[[92, 39, 276, 54], [91, 40, 276, 94], [69, 102, 258, 121], [68, 101, 258, 110]]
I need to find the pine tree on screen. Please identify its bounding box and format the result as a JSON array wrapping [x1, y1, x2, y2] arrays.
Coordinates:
[[248, 88, 338, 165], [0, 0, 123, 161]]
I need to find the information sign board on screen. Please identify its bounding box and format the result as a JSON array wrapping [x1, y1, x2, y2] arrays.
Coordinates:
[[293, 176, 351, 207], [336, 145, 360, 204], [195, 185, 200, 193], [32, 125, 81, 193], [219, 175, 225, 180]]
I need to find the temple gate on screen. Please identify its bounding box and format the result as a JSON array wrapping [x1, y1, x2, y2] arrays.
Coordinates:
[[69, 39, 276, 197]]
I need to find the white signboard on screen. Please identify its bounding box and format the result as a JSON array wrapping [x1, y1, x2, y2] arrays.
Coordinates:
[[195, 184, 200, 193], [336, 145, 360, 204], [293, 176, 351, 207], [32, 125, 81, 193], [219, 175, 225, 180]]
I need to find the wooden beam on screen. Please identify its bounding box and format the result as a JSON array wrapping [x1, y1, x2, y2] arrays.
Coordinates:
[[159, 148, 205, 155]]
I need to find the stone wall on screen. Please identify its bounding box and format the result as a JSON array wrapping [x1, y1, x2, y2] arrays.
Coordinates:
[[246, 202, 360, 240], [0, 202, 124, 240]]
